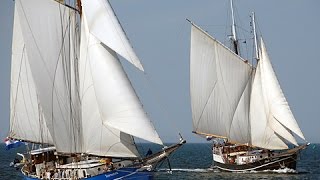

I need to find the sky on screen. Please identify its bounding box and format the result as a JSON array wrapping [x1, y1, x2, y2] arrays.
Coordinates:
[[0, 0, 319, 144]]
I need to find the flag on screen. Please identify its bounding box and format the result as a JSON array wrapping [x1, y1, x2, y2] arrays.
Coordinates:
[[4, 138, 22, 150]]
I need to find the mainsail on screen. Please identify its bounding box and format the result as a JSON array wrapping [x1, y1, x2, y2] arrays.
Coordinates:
[[190, 24, 252, 144], [189, 23, 305, 149], [10, 0, 163, 157], [16, 0, 82, 153], [10, 4, 53, 144]]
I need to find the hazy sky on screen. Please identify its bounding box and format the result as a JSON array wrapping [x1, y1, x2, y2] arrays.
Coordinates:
[[0, 0, 319, 143]]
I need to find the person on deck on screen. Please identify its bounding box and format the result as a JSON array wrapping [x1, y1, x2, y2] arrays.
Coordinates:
[[146, 148, 153, 156]]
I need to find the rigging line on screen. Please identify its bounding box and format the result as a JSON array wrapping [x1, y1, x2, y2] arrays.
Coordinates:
[[50, 6, 78, 150], [17, 0, 77, 87], [18, 1, 78, 140], [215, 45, 233, 135], [54, 0, 80, 14], [24, 52, 37, 130], [10, 44, 26, 136], [228, 72, 253, 141], [58, 3, 71, 140], [247, 70, 254, 145], [64, 5, 80, 152], [20, 55, 37, 139], [193, 80, 218, 132], [63, 7, 80, 150]]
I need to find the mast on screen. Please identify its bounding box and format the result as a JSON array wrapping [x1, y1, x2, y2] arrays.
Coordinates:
[[251, 12, 259, 61], [77, 0, 82, 15], [230, 0, 239, 55]]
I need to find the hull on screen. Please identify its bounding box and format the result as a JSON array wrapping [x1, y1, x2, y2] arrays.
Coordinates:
[[215, 153, 297, 172], [23, 168, 152, 180]]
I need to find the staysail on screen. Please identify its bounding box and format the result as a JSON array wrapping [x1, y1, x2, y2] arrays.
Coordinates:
[[79, 9, 163, 145], [81, 0, 144, 71], [79, 13, 140, 157], [250, 38, 305, 149], [190, 23, 305, 149], [10, 3, 53, 144]]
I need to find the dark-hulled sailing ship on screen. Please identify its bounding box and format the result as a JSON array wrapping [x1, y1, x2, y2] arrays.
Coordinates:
[[188, 0, 308, 172]]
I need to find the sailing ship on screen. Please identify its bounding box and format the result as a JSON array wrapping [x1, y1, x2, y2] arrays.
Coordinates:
[[8, 0, 185, 179], [188, 0, 308, 172]]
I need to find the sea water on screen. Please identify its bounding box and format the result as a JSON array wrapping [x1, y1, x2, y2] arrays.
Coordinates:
[[1, 143, 319, 179]]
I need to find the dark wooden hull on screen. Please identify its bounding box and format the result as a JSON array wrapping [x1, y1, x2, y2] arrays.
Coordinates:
[[213, 144, 309, 172], [215, 153, 297, 172]]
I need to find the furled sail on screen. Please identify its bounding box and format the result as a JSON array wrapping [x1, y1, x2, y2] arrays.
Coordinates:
[[81, 0, 144, 71], [80, 11, 163, 145], [190, 23, 252, 144], [79, 13, 140, 157], [10, 4, 53, 144], [16, 0, 82, 153], [250, 38, 305, 149]]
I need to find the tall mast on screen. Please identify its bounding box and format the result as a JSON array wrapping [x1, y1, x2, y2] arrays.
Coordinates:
[[251, 12, 259, 61], [230, 0, 239, 55]]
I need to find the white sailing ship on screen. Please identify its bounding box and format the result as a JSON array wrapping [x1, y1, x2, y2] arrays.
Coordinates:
[[8, 0, 185, 179], [188, 0, 308, 172]]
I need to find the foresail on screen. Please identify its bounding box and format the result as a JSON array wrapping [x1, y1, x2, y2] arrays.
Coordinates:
[[250, 39, 304, 149], [79, 14, 139, 158], [10, 4, 53, 144], [80, 13, 163, 145], [250, 66, 288, 149], [190, 24, 252, 144], [16, 0, 82, 153], [81, 0, 144, 71]]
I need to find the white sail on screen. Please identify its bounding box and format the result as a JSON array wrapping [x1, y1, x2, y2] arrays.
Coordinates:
[[10, 4, 53, 144], [79, 10, 162, 145], [79, 14, 140, 157], [189, 21, 306, 149], [250, 39, 305, 149], [190, 24, 252, 144], [81, 0, 144, 71], [250, 65, 288, 149], [16, 0, 82, 153]]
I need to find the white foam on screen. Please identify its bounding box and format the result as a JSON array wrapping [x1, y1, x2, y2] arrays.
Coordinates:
[[232, 168, 297, 174], [262, 168, 297, 174], [157, 168, 211, 173]]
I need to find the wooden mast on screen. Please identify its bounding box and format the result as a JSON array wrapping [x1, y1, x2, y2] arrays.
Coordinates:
[[77, 0, 82, 16]]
